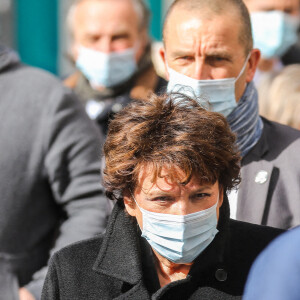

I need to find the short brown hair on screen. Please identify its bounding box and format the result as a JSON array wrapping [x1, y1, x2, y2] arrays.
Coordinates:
[[103, 93, 241, 203], [163, 0, 253, 55]]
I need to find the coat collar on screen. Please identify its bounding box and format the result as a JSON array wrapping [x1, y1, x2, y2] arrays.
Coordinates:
[[92, 203, 143, 284], [93, 197, 231, 285]]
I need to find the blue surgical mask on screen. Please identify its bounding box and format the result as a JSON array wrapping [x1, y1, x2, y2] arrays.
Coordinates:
[[76, 46, 137, 88], [166, 53, 250, 117], [132, 194, 219, 264], [251, 11, 299, 59]]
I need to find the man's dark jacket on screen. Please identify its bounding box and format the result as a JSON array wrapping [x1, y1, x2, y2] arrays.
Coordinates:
[[42, 198, 282, 300], [237, 117, 300, 229]]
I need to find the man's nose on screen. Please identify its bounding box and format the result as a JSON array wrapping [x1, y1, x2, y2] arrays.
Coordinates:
[[192, 59, 211, 80], [94, 39, 113, 53]]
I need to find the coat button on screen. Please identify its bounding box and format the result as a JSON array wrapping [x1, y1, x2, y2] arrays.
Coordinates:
[[215, 269, 227, 282]]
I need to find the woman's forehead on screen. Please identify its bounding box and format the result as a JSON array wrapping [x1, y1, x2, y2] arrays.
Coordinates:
[[135, 164, 217, 194]]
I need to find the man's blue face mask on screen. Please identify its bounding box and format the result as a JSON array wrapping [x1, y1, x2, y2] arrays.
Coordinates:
[[251, 10, 299, 59], [76, 46, 137, 88], [166, 53, 251, 118]]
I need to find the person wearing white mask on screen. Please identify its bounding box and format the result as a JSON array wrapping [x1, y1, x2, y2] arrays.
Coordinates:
[[42, 93, 282, 299], [160, 0, 300, 229], [243, 0, 300, 116], [64, 0, 166, 135], [244, 0, 300, 76]]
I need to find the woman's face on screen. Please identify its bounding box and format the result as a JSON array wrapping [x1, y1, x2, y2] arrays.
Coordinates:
[[124, 165, 223, 229]]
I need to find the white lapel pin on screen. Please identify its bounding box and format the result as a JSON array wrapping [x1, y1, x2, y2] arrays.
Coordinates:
[[254, 170, 268, 184]]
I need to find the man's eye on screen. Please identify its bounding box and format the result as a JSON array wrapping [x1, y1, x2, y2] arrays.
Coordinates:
[[176, 56, 194, 62], [211, 56, 225, 62], [112, 34, 129, 41], [206, 56, 228, 66], [86, 35, 101, 43]]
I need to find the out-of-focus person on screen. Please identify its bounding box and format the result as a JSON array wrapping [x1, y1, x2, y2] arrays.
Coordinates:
[[244, 0, 300, 84], [243, 226, 300, 300], [0, 45, 108, 300], [42, 93, 282, 299], [259, 64, 300, 129], [160, 0, 300, 229], [64, 0, 167, 136]]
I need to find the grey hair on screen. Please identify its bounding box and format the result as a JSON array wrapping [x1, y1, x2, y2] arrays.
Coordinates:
[[67, 0, 150, 37]]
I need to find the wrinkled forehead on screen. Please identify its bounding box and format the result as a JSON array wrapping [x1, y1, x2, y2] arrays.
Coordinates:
[[163, 4, 243, 45], [163, 8, 244, 55]]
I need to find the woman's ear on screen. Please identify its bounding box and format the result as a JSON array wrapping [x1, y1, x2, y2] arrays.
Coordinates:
[[123, 190, 137, 217], [216, 185, 224, 220], [218, 185, 224, 207]]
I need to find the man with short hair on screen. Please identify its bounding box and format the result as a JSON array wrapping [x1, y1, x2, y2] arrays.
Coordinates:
[[160, 0, 300, 229], [64, 0, 166, 136]]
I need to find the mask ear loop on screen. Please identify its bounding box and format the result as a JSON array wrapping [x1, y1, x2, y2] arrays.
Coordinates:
[[129, 189, 142, 211], [235, 52, 252, 83], [234, 52, 252, 97], [129, 190, 145, 232]]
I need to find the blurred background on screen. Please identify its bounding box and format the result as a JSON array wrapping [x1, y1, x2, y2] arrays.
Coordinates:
[[0, 0, 172, 77]]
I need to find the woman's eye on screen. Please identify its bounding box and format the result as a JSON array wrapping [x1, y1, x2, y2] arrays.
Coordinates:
[[195, 193, 211, 199], [177, 56, 194, 63], [152, 196, 173, 202]]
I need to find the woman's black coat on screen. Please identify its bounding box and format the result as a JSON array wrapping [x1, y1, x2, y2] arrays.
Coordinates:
[[42, 198, 282, 299]]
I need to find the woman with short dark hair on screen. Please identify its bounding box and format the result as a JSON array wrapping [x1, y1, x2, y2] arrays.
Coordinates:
[[42, 93, 282, 299]]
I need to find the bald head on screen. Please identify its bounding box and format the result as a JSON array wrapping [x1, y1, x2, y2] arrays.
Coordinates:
[[163, 0, 253, 54], [68, 0, 150, 36], [68, 0, 150, 64]]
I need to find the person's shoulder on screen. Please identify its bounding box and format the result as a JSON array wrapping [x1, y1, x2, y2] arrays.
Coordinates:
[[10, 64, 76, 105], [230, 219, 284, 235], [264, 226, 300, 256], [262, 116, 300, 140], [229, 219, 284, 250], [13, 64, 63, 87], [260, 116, 300, 160], [51, 235, 104, 266]]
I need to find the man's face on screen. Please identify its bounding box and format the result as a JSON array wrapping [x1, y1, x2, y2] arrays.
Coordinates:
[[245, 0, 300, 16], [160, 7, 260, 102], [71, 0, 146, 62]]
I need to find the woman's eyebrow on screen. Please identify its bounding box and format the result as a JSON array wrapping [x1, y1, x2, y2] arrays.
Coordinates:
[[145, 191, 175, 198]]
